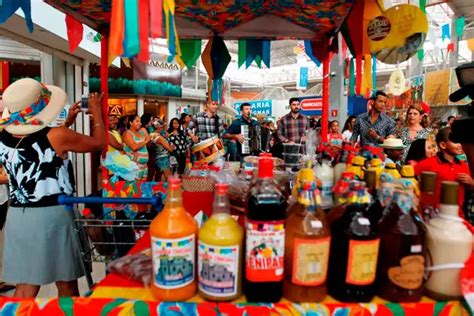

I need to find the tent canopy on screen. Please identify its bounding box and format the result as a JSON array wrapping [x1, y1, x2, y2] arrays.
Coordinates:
[[45, 0, 355, 44]]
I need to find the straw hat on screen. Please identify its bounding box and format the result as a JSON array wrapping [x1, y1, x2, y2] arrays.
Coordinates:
[[1, 78, 67, 135], [380, 138, 406, 150]]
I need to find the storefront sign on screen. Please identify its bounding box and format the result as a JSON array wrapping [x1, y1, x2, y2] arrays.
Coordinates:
[[298, 96, 322, 116], [132, 53, 182, 97], [234, 100, 272, 115]]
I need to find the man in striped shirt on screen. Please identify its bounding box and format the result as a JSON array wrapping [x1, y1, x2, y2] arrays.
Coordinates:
[[277, 97, 310, 144]]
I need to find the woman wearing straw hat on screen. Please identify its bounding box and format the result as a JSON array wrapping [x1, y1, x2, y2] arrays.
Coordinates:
[[0, 78, 105, 298]]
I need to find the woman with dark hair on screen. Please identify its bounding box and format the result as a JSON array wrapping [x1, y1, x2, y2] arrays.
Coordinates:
[[141, 114, 154, 133], [117, 116, 129, 135], [168, 118, 188, 175], [342, 115, 356, 142]]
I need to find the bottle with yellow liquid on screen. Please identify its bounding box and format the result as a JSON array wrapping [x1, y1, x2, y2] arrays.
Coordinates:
[[198, 183, 244, 301], [344, 156, 365, 180], [150, 177, 198, 301], [368, 158, 383, 188], [384, 162, 401, 180]]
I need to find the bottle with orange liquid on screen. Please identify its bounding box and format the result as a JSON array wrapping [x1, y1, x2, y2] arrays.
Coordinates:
[[150, 177, 198, 301]]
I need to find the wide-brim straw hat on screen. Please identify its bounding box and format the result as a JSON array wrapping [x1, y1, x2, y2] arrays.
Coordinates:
[[380, 138, 406, 149], [1, 78, 67, 135]]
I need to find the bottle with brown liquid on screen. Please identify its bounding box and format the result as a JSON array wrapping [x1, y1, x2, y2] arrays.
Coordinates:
[[327, 181, 380, 302], [284, 180, 330, 302], [377, 180, 426, 302], [365, 170, 384, 225], [419, 172, 437, 222]]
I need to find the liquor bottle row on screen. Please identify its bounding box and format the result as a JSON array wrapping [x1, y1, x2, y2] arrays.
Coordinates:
[[148, 156, 473, 303]]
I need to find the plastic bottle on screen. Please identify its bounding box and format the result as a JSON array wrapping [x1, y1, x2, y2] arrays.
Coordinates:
[[284, 180, 330, 302], [344, 156, 365, 180], [420, 172, 438, 222], [425, 181, 473, 300], [334, 144, 352, 183], [384, 162, 401, 180], [368, 158, 383, 188], [377, 180, 426, 302], [150, 177, 198, 301], [198, 183, 244, 301], [314, 158, 334, 209], [328, 181, 380, 302], [245, 157, 287, 302]]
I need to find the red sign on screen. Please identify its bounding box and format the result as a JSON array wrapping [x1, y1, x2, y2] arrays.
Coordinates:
[[300, 98, 323, 111], [331, 110, 338, 117]]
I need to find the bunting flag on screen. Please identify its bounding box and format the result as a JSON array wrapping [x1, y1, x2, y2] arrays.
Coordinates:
[[447, 42, 455, 53], [0, 0, 33, 32], [349, 58, 355, 96], [163, 0, 181, 63], [0, 61, 9, 93], [361, 54, 373, 98], [309, 35, 338, 65], [201, 37, 231, 102], [65, 15, 83, 54], [417, 48, 424, 61], [180, 39, 202, 69], [123, 0, 140, 57], [108, 0, 124, 65], [137, 0, 150, 62], [304, 40, 321, 66], [238, 40, 271, 69], [150, 0, 163, 38], [468, 38, 474, 52], [238, 40, 246, 68], [441, 23, 451, 42], [419, 0, 426, 13], [355, 55, 362, 95], [455, 16, 465, 38]]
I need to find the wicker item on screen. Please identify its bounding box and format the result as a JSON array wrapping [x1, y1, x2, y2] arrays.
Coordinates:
[[182, 176, 215, 192]]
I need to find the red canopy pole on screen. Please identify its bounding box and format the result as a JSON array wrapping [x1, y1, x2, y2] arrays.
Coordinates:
[[321, 57, 330, 143], [100, 35, 109, 184]]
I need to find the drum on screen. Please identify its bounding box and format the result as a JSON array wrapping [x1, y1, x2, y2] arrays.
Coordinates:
[[192, 136, 225, 163]]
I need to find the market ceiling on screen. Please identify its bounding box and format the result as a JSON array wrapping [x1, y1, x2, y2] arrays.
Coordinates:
[[44, 0, 355, 43]]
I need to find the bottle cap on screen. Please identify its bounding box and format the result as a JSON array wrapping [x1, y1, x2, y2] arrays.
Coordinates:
[[401, 165, 415, 178], [168, 176, 182, 189], [259, 152, 272, 157], [341, 172, 355, 180], [364, 169, 377, 190], [370, 158, 382, 167], [440, 181, 459, 205], [215, 182, 229, 195], [421, 171, 437, 193], [82, 208, 92, 217], [385, 162, 396, 169], [298, 168, 315, 183], [302, 182, 312, 190], [258, 157, 274, 178], [351, 156, 365, 166]]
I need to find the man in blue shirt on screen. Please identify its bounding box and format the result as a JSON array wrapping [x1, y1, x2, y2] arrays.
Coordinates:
[[224, 103, 261, 161], [351, 91, 396, 147]]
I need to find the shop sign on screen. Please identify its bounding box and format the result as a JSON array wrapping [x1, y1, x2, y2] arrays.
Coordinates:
[[234, 100, 272, 115], [298, 96, 322, 116]]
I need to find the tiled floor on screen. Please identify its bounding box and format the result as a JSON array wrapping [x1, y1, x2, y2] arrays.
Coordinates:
[[0, 229, 106, 298]]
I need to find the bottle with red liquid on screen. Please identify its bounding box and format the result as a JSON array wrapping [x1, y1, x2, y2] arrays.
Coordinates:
[[419, 172, 437, 221], [327, 181, 380, 302], [245, 157, 287, 302]]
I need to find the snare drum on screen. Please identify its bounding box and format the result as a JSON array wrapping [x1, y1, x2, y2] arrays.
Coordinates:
[[192, 136, 225, 163]]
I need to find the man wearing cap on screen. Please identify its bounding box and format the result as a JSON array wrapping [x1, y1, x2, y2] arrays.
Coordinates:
[[380, 138, 406, 167], [351, 91, 396, 147]]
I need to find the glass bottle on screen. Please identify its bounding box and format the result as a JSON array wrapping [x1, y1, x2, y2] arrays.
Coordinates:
[[245, 157, 287, 302], [150, 177, 198, 301], [419, 172, 437, 221], [365, 169, 384, 225], [198, 183, 244, 301], [284, 181, 330, 302]]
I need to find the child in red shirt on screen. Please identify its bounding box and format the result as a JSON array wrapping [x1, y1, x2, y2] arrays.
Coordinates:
[[415, 128, 473, 215]]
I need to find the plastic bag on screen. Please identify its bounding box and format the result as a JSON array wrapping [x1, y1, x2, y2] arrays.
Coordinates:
[[106, 249, 152, 287]]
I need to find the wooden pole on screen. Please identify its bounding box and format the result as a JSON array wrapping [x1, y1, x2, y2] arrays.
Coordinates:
[[100, 35, 109, 185]]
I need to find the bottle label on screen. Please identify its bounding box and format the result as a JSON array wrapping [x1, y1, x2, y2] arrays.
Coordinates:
[[388, 255, 425, 290], [292, 237, 331, 286], [321, 180, 333, 199], [198, 242, 239, 297], [151, 235, 195, 289], [345, 239, 380, 285], [246, 220, 285, 282]]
